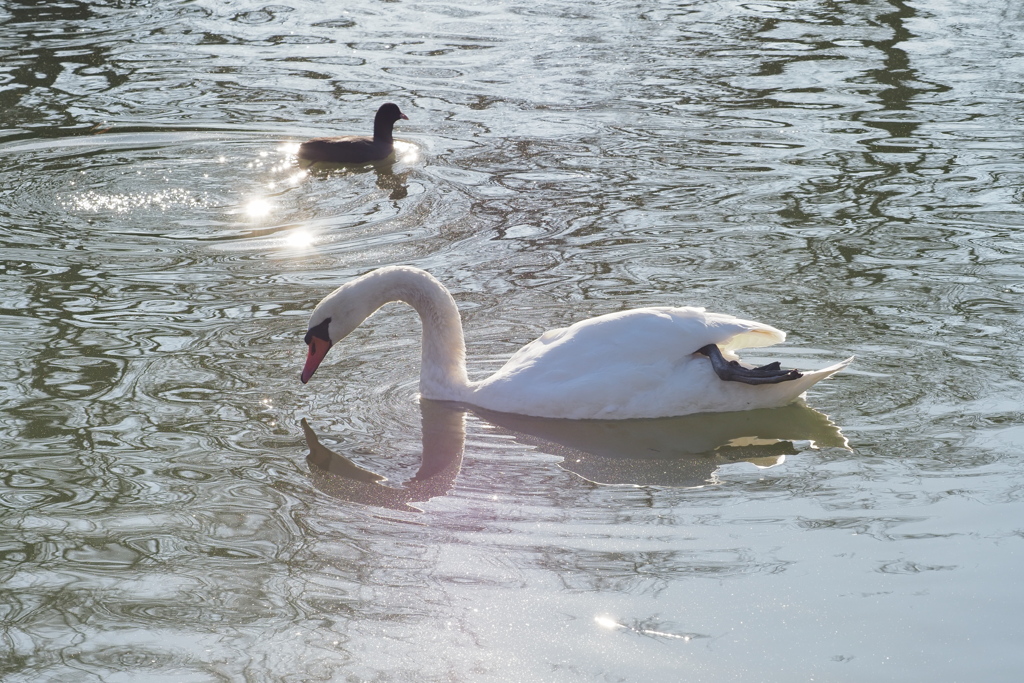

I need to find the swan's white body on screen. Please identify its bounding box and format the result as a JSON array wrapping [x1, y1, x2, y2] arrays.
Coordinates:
[[301, 266, 850, 420]]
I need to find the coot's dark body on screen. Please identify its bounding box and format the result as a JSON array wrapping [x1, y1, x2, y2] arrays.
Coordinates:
[[298, 103, 408, 164]]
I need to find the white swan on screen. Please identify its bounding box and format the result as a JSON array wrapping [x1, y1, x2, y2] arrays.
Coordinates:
[[300, 266, 851, 420]]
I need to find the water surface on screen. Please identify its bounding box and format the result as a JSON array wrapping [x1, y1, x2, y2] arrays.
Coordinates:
[[2, 0, 1023, 681]]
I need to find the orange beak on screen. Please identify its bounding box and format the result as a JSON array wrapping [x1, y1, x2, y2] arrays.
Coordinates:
[[301, 337, 331, 384]]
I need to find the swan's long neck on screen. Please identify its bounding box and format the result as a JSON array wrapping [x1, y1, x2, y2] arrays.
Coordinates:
[[347, 267, 469, 400]]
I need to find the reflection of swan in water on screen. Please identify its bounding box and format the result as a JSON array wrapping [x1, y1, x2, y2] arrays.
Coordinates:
[[302, 399, 465, 512], [302, 400, 847, 508], [473, 401, 847, 487]]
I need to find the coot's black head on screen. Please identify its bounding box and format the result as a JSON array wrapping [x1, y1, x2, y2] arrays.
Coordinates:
[[375, 102, 408, 127]]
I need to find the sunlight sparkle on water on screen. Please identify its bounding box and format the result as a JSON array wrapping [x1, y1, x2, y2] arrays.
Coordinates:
[[594, 615, 623, 630], [594, 615, 695, 641], [244, 197, 274, 219], [284, 229, 315, 249], [394, 141, 419, 164], [68, 188, 207, 213]]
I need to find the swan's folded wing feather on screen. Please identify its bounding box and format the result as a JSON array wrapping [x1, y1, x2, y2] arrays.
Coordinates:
[[493, 307, 787, 377], [470, 307, 850, 420], [696, 311, 786, 352]]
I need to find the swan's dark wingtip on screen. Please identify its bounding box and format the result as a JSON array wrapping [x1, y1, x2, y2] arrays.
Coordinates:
[[697, 344, 804, 385]]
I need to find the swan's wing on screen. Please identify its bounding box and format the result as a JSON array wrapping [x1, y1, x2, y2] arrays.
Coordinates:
[[473, 308, 846, 420], [490, 307, 782, 380], [697, 310, 786, 352]]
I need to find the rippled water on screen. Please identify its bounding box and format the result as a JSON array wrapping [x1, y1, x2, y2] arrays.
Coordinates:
[[2, 0, 1023, 680]]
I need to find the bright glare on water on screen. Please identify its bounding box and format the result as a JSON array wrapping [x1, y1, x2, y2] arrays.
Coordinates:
[[243, 197, 274, 218], [284, 228, 316, 250], [1, 0, 1023, 681]]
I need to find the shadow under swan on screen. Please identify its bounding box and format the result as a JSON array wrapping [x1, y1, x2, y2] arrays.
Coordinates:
[[302, 399, 847, 509]]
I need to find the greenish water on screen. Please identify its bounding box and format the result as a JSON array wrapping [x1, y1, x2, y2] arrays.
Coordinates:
[[1, 0, 1023, 680]]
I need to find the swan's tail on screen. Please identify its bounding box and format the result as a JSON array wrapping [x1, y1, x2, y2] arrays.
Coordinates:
[[784, 356, 854, 400]]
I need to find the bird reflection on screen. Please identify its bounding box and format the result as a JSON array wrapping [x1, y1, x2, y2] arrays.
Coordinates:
[[302, 399, 465, 512], [372, 161, 409, 200], [299, 156, 410, 200], [302, 399, 847, 509], [474, 401, 847, 487]]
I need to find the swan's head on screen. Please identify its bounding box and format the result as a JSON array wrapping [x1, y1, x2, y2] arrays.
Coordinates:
[[300, 282, 374, 384], [300, 266, 458, 385], [301, 316, 333, 384]]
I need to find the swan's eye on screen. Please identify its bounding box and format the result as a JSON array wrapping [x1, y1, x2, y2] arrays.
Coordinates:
[[304, 317, 332, 346]]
